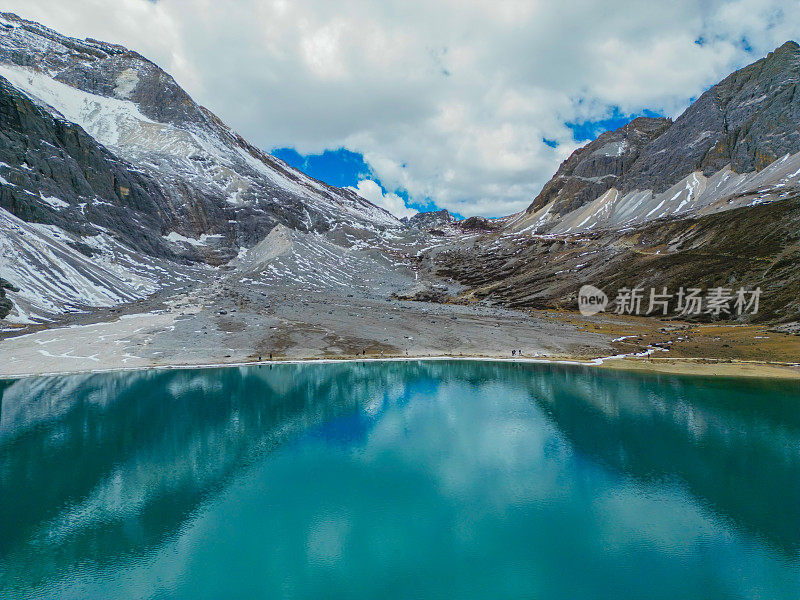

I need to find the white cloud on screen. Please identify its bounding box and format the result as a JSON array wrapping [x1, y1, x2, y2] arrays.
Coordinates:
[[3, 0, 799, 216], [349, 179, 417, 219]]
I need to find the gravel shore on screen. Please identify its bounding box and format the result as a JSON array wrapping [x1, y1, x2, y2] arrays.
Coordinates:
[[2, 285, 798, 380]]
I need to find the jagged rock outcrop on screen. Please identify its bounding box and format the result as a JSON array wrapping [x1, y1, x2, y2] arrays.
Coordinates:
[[403, 209, 456, 230], [623, 41, 800, 193], [457, 216, 500, 232], [0, 277, 18, 319]]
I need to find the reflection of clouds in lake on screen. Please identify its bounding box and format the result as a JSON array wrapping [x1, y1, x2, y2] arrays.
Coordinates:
[[1, 361, 798, 598]]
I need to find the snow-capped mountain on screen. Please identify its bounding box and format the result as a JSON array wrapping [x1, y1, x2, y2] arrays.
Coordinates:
[[0, 12, 403, 322], [1, 11, 799, 327]]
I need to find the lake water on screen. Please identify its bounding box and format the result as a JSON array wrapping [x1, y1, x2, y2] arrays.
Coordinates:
[[1, 361, 799, 599]]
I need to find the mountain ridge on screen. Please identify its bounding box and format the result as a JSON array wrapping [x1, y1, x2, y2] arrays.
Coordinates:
[[511, 39, 800, 236], [0, 10, 401, 249], [1, 14, 799, 330]]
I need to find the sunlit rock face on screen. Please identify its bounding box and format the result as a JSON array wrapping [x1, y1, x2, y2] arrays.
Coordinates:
[[526, 116, 673, 217]]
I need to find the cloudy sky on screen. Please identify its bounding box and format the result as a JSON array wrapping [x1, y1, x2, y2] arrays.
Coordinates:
[[3, 0, 799, 217]]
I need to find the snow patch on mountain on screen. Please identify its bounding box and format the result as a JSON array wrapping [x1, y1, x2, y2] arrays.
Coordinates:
[[0, 62, 402, 237], [38, 193, 69, 210], [164, 232, 224, 247], [0, 65, 158, 147], [0, 207, 192, 323], [520, 150, 800, 235]]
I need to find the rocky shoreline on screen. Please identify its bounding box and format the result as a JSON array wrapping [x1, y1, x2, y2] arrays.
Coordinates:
[[2, 287, 798, 380]]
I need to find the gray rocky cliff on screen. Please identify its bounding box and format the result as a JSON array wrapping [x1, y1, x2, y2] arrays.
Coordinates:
[[0, 75, 179, 258], [526, 41, 800, 219], [0, 277, 18, 319], [622, 41, 800, 194], [527, 117, 672, 216]]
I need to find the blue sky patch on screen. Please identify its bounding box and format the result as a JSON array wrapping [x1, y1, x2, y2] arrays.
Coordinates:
[[271, 147, 441, 215], [274, 106, 664, 215], [565, 106, 664, 142], [271, 147, 371, 189]]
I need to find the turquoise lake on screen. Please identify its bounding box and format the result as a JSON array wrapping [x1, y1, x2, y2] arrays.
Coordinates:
[[0, 361, 799, 599]]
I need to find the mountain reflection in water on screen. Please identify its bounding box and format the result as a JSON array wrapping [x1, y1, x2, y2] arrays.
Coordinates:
[[1, 361, 798, 599]]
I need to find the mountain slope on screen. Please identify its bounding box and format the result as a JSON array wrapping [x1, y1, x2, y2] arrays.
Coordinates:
[[0, 12, 405, 323], [513, 41, 800, 235], [0, 13, 401, 247], [525, 116, 672, 217], [2, 13, 799, 331], [0, 73, 178, 258], [428, 195, 800, 322], [425, 42, 800, 324]]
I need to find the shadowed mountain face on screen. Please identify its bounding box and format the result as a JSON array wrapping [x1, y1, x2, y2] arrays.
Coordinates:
[[622, 41, 800, 194], [0, 277, 17, 319], [0, 75, 178, 259], [0, 12, 409, 322]]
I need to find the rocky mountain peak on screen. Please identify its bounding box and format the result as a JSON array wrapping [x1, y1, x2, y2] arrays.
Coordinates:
[[771, 39, 799, 56], [403, 209, 456, 230], [523, 40, 800, 227], [621, 40, 800, 194], [0, 12, 402, 253], [526, 115, 672, 215]]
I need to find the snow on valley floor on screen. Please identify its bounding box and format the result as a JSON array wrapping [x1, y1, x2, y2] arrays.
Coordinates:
[[0, 281, 612, 378], [0, 211, 612, 378], [0, 207, 200, 326], [0, 312, 178, 377]]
